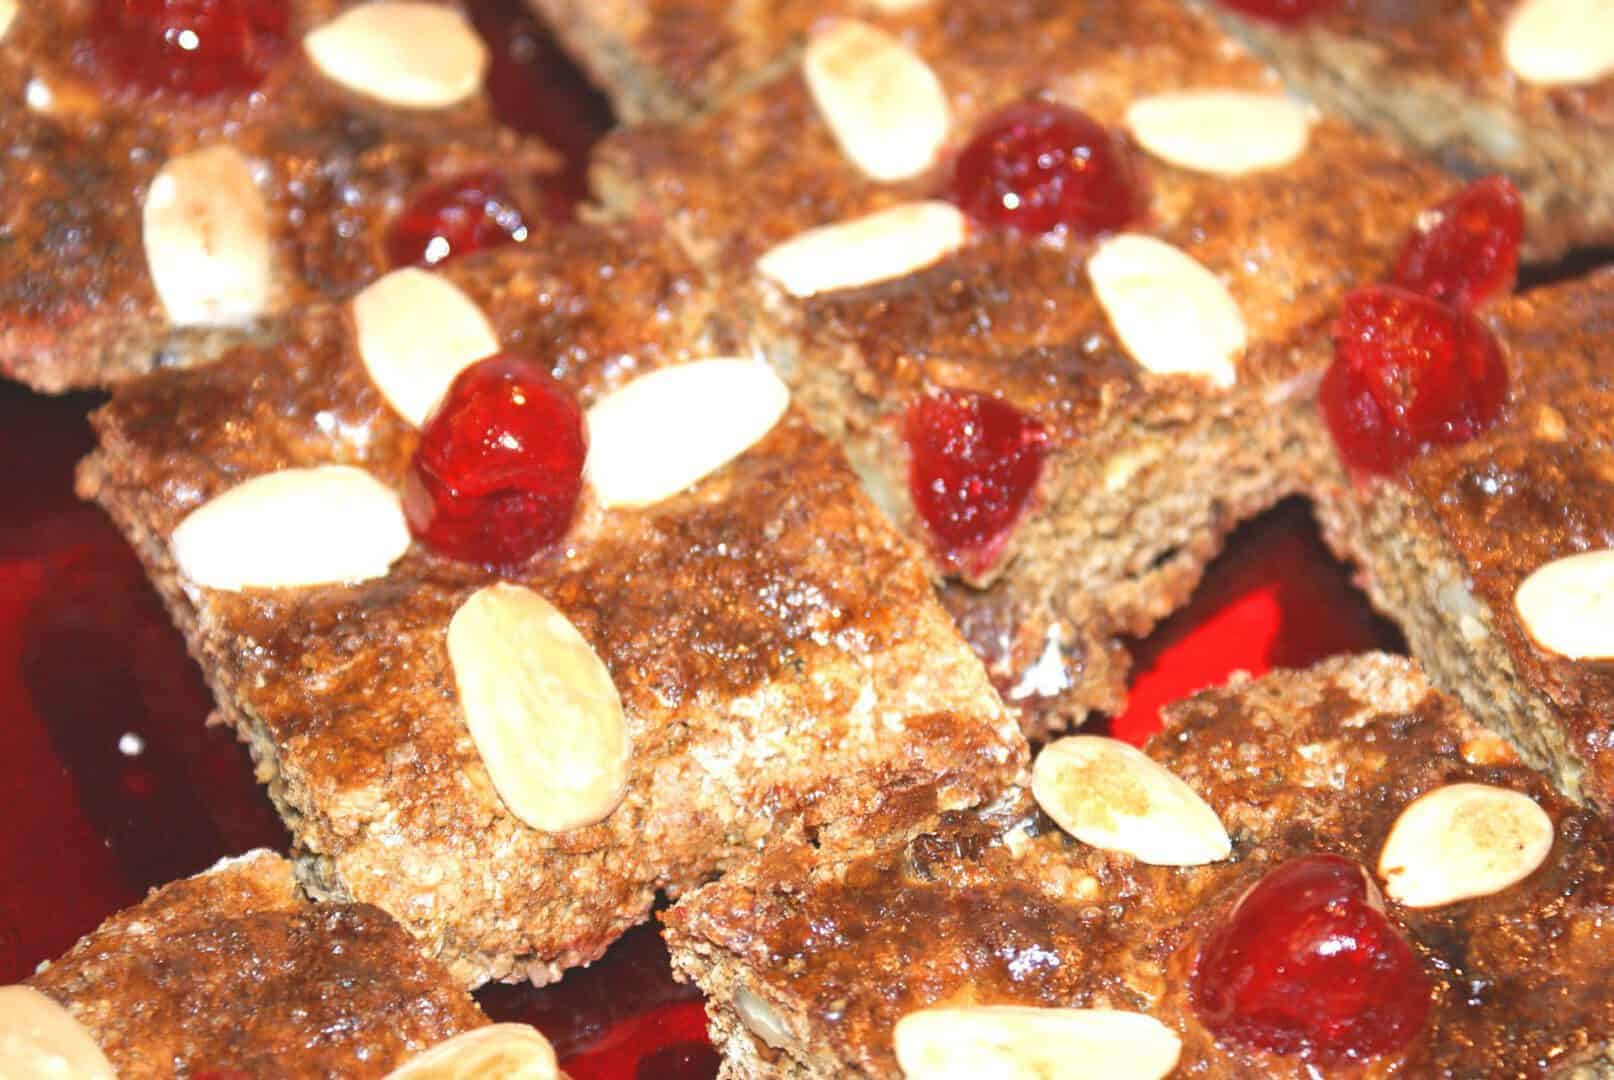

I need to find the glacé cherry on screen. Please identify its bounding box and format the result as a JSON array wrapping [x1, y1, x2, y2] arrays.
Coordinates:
[[904, 389, 1048, 578], [1190, 854, 1431, 1065], [948, 101, 1143, 237], [86, 0, 290, 100], [387, 172, 533, 269], [1320, 285, 1508, 474], [1392, 176, 1524, 310], [403, 353, 586, 567], [1217, 0, 1340, 25]]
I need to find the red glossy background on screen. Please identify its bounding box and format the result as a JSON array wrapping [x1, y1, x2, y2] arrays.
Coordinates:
[[0, 4, 1400, 1076]]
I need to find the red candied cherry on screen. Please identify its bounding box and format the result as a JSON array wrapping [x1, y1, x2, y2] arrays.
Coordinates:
[[1191, 854, 1431, 1066], [386, 172, 534, 269], [86, 0, 290, 99], [1320, 285, 1508, 474], [1393, 176, 1524, 310], [948, 101, 1144, 237], [905, 389, 1048, 578], [403, 353, 586, 567], [1216, 0, 1341, 25]]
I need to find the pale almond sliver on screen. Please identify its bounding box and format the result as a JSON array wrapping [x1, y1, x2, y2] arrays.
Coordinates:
[[1503, 0, 1614, 86], [0, 987, 117, 1080], [1125, 90, 1314, 177], [351, 268, 501, 426], [305, 1, 489, 109], [383, 1023, 561, 1079], [142, 145, 272, 329], [803, 18, 949, 181], [1378, 783, 1554, 908], [894, 1005, 1181, 1080], [756, 201, 966, 298]]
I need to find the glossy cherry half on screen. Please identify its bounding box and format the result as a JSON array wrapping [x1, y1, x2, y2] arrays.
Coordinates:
[[1392, 176, 1524, 310], [387, 172, 534, 269], [86, 0, 290, 99], [1216, 0, 1341, 25]]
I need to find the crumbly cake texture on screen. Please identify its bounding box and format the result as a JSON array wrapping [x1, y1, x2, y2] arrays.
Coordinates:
[[1313, 270, 1614, 814], [1192, 0, 1614, 261], [664, 654, 1614, 1079], [77, 224, 1027, 988], [590, 0, 1455, 732], [27, 849, 488, 1078], [0, 0, 557, 393]]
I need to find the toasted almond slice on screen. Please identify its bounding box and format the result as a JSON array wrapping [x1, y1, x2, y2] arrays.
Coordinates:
[[584, 358, 790, 508], [894, 1006, 1181, 1080], [383, 1024, 560, 1079], [0, 987, 117, 1080], [0, 1, 18, 40], [803, 18, 949, 181], [448, 584, 629, 832], [352, 268, 501, 426], [142, 145, 272, 328], [1088, 233, 1245, 388], [1032, 735, 1231, 865], [305, 1, 489, 109], [1515, 549, 1614, 659], [171, 466, 410, 591], [1378, 782, 1554, 908], [757, 201, 966, 298], [1125, 90, 1314, 177], [1503, 0, 1614, 86]]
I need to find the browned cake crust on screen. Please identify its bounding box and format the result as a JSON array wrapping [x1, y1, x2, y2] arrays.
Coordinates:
[[664, 654, 1614, 1078], [76, 223, 1027, 987], [1192, 0, 1614, 260], [27, 850, 487, 1078], [0, 0, 557, 392]]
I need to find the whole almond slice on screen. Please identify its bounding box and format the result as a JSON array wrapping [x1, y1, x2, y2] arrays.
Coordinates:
[[305, 1, 489, 109], [584, 358, 790, 508], [1378, 782, 1554, 908], [803, 18, 949, 181], [447, 584, 629, 833], [1032, 735, 1231, 866], [352, 268, 501, 426], [142, 145, 272, 328], [1503, 0, 1614, 86], [1515, 548, 1614, 659], [894, 1005, 1181, 1080], [1125, 90, 1314, 177], [1088, 233, 1246, 389], [383, 1024, 560, 1079], [171, 466, 410, 591], [757, 201, 966, 298], [0, 987, 117, 1080]]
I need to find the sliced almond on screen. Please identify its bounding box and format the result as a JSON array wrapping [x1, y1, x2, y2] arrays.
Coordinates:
[[0, 1, 18, 40], [584, 358, 790, 508], [1125, 90, 1314, 177], [0, 987, 117, 1080], [894, 1006, 1181, 1080], [757, 201, 966, 298], [1378, 782, 1554, 908], [1032, 735, 1231, 865], [352, 268, 500, 426], [447, 584, 629, 833], [305, 2, 489, 109], [861, 0, 933, 10], [1503, 0, 1614, 86], [1516, 549, 1614, 659], [383, 1024, 560, 1079], [803, 18, 949, 181], [1088, 233, 1245, 388], [142, 145, 272, 328], [171, 466, 410, 591]]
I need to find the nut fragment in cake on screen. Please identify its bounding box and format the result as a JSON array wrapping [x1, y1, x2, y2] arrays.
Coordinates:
[[352, 269, 501, 426], [803, 18, 949, 182], [170, 466, 410, 591], [447, 583, 630, 833], [1124, 90, 1314, 177], [1502, 0, 1614, 86], [304, 1, 490, 109], [584, 358, 791, 508], [382, 1023, 560, 1079], [141, 145, 272, 329], [893, 1005, 1182, 1080], [0, 987, 116, 1080], [756, 202, 967, 298], [1378, 782, 1554, 908], [1031, 735, 1231, 865], [1514, 549, 1614, 660]]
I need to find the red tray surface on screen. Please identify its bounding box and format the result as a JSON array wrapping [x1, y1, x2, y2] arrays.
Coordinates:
[[0, 5, 1401, 1076]]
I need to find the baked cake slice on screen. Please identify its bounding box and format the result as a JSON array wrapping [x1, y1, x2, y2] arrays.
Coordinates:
[[76, 222, 1027, 988], [0, 0, 557, 392], [664, 653, 1614, 1077]]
